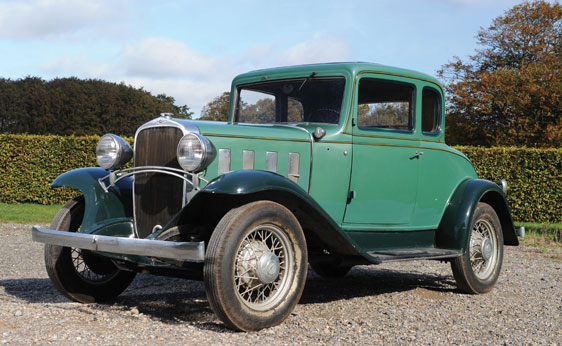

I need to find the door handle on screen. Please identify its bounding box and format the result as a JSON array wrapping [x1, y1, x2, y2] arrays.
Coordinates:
[[410, 151, 424, 159]]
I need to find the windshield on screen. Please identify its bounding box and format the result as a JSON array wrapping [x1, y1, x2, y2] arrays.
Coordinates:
[[235, 77, 345, 124]]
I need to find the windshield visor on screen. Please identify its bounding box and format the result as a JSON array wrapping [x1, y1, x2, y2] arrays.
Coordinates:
[[235, 77, 345, 124]]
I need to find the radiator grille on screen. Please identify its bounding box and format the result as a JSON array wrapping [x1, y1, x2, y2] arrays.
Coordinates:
[[134, 127, 184, 238]]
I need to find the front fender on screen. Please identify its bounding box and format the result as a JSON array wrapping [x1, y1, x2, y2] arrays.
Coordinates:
[[436, 179, 518, 253], [168, 170, 369, 260], [52, 167, 133, 234], [203, 170, 311, 199]]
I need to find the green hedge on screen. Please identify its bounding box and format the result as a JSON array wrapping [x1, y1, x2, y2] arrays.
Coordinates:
[[458, 146, 561, 223], [1, 134, 560, 223]]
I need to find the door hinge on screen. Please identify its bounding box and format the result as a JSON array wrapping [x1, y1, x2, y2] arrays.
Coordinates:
[[347, 190, 355, 204]]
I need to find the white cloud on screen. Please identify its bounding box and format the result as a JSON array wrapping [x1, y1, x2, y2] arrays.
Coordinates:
[[41, 37, 235, 115], [39, 33, 354, 115], [120, 38, 221, 79], [42, 53, 114, 77], [124, 77, 230, 116], [0, 0, 126, 39], [236, 43, 277, 70], [279, 34, 352, 66]]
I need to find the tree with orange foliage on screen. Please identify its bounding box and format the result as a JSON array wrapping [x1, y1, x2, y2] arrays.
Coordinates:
[[439, 1, 562, 147]]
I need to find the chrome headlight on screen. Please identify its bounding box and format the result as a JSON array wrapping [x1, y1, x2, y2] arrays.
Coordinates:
[[177, 133, 216, 172], [96, 134, 133, 170]]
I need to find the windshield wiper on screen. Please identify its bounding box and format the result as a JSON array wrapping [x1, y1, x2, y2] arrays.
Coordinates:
[[298, 72, 317, 91]]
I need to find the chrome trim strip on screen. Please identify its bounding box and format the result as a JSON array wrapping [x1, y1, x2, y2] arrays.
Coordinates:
[[242, 150, 255, 169], [288, 152, 300, 183], [32, 226, 205, 262], [218, 149, 231, 175], [133, 116, 200, 140], [275, 125, 314, 192], [98, 166, 207, 193], [266, 151, 278, 172]]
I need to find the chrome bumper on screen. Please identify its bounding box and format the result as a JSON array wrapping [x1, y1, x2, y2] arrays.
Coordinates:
[[32, 226, 205, 262]]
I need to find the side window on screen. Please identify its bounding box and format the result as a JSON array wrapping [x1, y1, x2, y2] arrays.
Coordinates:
[[357, 78, 414, 131], [422, 87, 441, 134], [238, 90, 276, 123]]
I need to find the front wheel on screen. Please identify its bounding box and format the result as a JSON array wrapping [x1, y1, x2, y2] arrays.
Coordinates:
[[204, 201, 308, 331], [44, 196, 136, 303], [451, 202, 504, 294]]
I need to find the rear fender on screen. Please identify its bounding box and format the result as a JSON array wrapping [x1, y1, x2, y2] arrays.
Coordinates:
[[51, 167, 133, 234], [436, 179, 518, 253]]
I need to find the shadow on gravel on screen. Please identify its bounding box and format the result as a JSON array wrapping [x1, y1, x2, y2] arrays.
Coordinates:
[[300, 266, 458, 304], [1, 267, 457, 332], [0, 278, 67, 303], [118, 275, 221, 328]]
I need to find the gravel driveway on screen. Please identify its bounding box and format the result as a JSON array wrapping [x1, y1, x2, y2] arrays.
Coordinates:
[[1, 223, 560, 345]]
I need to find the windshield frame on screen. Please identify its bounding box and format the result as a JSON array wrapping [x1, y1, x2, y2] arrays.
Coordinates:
[[232, 76, 347, 125]]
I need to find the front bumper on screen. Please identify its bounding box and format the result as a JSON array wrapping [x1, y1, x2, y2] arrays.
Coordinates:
[[32, 226, 205, 262]]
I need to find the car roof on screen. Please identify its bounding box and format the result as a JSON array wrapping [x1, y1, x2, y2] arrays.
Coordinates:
[[233, 62, 441, 88]]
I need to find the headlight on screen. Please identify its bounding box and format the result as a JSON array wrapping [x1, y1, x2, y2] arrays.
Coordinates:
[[177, 133, 216, 172], [96, 134, 133, 170]]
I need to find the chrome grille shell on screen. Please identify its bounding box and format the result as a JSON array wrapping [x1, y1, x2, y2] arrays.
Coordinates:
[[132, 117, 199, 238]]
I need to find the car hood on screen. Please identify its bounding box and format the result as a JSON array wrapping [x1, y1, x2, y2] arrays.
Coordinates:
[[192, 120, 313, 191]]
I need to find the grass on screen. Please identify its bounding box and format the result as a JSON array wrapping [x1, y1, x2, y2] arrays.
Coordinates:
[[0, 202, 63, 224], [515, 221, 562, 248], [1, 202, 561, 247]]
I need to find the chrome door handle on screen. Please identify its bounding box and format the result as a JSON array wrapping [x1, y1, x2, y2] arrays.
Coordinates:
[[411, 151, 424, 159]]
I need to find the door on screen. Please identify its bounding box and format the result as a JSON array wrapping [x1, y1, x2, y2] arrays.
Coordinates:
[[343, 76, 420, 226]]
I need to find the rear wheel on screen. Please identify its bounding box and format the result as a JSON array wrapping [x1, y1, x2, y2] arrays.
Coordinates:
[[451, 202, 503, 294], [204, 201, 307, 331], [44, 196, 136, 303]]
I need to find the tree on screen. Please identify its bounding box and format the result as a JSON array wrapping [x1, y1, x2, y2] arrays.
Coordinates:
[[438, 1, 562, 147], [156, 93, 193, 119], [199, 92, 230, 121], [0, 77, 192, 136]]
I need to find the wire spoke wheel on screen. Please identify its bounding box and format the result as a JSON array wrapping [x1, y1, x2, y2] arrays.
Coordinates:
[[451, 202, 504, 294], [204, 201, 307, 331], [44, 196, 136, 303], [70, 248, 120, 284], [469, 219, 498, 280], [234, 224, 294, 311]]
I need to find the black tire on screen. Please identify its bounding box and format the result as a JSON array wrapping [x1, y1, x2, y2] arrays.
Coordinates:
[[204, 201, 307, 331], [451, 202, 504, 294], [310, 262, 352, 278], [44, 196, 136, 303]]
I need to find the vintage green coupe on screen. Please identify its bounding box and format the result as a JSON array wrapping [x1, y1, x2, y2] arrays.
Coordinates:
[[32, 63, 521, 331]]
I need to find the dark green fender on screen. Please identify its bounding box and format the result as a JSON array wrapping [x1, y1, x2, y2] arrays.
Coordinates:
[[436, 178, 519, 253], [51, 167, 134, 236], [182, 170, 374, 261]]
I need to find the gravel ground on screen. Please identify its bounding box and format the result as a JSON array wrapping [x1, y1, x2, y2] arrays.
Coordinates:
[[1, 223, 560, 345]]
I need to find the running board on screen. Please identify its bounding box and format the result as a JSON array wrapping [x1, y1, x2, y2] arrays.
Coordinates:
[[368, 248, 461, 263]]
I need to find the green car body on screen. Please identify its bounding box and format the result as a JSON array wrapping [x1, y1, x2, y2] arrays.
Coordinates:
[[33, 63, 519, 331]]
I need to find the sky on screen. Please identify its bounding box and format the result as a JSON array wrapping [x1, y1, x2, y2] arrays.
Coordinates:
[[0, 0, 529, 116]]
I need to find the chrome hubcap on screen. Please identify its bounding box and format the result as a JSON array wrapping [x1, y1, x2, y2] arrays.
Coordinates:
[[481, 238, 492, 261], [234, 224, 294, 311], [257, 252, 280, 284]]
